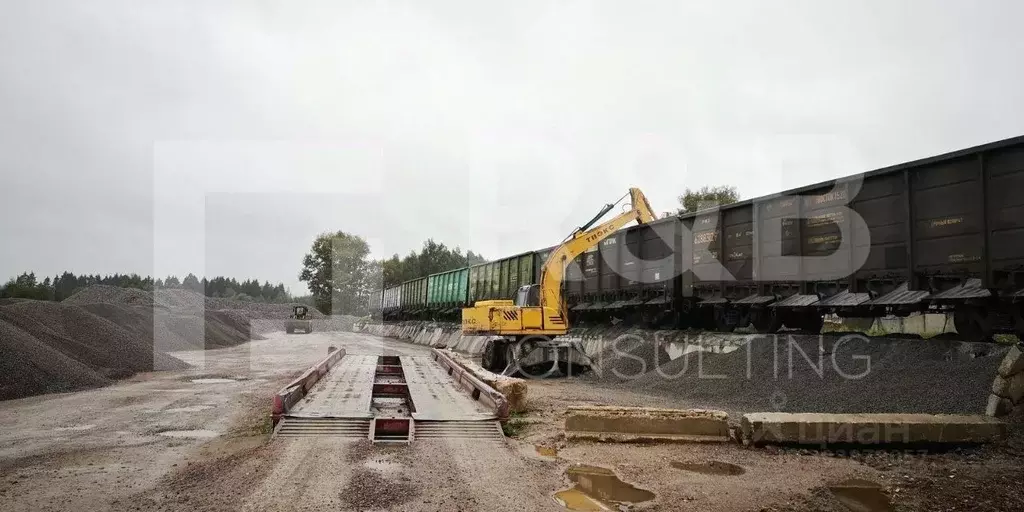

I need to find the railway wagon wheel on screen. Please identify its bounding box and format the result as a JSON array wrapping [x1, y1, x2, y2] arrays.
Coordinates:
[[800, 312, 824, 334], [713, 307, 736, 333], [751, 308, 782, 334], [953, 305, 994, 343]]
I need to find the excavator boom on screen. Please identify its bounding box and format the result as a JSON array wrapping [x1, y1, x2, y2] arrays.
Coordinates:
[[538, 188, 656, 321], [460, 188, 657, 373]]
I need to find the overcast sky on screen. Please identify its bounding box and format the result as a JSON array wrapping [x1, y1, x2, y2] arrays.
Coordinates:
[[2, 1, 1023, 295]]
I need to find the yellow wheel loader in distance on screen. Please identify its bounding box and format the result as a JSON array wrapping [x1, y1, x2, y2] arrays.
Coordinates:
[[285, 305, 313, 334], [461, 187, 657, 376]]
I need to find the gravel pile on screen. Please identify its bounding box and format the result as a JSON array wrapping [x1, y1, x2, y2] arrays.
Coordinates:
[[584, 330, 1008, 416], [65, 285, 322, 321], [62, 285, 157, 308], [0, 318, 110, 400], [0, 300, 190, 400]]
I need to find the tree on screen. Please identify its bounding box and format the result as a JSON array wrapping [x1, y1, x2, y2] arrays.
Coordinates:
[[299, 231, 373, 315], [164, 275, 181, 288], [182, 273, 202, 292], [465, 250, 487, 266], [677, 185, 740, 214]]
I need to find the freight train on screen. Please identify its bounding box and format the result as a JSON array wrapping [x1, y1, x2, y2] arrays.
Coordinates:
[[369, 135, 1024, 343]]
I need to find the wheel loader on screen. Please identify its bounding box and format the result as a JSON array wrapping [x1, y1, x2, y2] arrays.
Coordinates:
[[461, 187, 657, 377], [285, 305, 313, 334]]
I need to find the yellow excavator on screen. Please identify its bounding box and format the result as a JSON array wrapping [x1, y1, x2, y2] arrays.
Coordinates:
[[462, 187, 657, 375]]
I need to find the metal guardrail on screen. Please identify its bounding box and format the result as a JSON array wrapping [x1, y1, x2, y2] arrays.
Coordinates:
[[271, 347, 347, 425], [430, 348, 510, 421]]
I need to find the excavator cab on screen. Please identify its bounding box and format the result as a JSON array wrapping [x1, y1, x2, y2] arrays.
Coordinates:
[[514, 284, 541, 307]]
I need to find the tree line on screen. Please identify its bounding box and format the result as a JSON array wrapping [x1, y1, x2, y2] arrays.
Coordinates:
[[299, 234, 486, 315], [0, 271, 292, 303]]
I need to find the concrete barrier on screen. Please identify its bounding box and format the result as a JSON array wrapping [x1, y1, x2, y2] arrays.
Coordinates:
[[271, 347, 346, 425], [741, 412, 1006, 446], [565, 406, 731, 443], [987, 344, 1024, 417], [442, 350, 528, 414]]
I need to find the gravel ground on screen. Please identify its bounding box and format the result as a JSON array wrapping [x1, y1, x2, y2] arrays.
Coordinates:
[[582, 332, 1007, 416], [3, 330, 1021, 511]]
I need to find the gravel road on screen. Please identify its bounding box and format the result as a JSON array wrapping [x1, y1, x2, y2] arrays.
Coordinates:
[[2, 330, 1021, 511]]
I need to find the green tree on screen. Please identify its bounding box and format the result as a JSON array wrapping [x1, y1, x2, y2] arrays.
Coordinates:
[[182, 273, 202, 292], [677, 185, 740, 214], [299, 231, 373, 315]]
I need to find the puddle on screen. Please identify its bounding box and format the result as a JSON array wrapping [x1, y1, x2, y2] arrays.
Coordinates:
[[553, 464, 655, 511], [829, 479, 893, 512], [157, 429, 220, 439], [53, 424, 97, 432], [164, 405, 215, 413], [535, 445, 559, 458], [671, 460, 745, 476], [190, 378, 237, 384]]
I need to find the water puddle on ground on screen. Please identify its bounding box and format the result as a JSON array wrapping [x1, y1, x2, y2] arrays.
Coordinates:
[[828, 479, 892, 512], [157, 429, 220, 439], [535, 445, 559, 458], [190, 378, 237, 384], [553, 464, 655, 511], [670, 460, 745, 476]]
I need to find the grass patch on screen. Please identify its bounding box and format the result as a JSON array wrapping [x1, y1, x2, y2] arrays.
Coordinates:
[[501, 412, 530, 438], [993, 334, 1019, 345]]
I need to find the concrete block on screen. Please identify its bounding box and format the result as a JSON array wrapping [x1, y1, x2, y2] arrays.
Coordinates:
[[986, 394, 1015, 417], [742, 412, 1005, 445], [997, 345, 1024, 378], [565, 406, 731, 443], [991, 373, 1024, 404]]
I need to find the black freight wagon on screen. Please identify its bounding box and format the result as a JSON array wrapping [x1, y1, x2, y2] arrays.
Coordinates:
[[564, 217, 682, 327], [676, 135, 1024, 341]]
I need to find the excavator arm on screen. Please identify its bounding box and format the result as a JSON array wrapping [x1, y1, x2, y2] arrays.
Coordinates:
[[461, 187, 657, 373], [538, 187, 657, 321]]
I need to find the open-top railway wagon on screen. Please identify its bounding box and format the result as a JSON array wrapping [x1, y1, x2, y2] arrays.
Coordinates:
[[371, 135, 1024, 342]]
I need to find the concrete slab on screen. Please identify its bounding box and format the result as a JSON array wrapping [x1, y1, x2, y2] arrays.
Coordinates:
[[742, 412, 1006, 445], [565, 406, 730, 443]]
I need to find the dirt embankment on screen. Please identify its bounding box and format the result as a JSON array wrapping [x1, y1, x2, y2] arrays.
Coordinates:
[[0, 285, 319, 401]]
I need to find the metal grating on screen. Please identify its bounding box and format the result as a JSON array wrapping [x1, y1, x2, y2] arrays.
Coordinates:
[[276, 418, 370, 438], [413, 420, 504, 441]]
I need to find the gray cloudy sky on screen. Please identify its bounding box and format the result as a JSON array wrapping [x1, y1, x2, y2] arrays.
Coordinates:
[[2, 0, 1023, 295]]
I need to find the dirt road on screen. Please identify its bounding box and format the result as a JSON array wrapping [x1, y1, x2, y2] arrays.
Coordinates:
[[2, 330, 1021, 511]]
